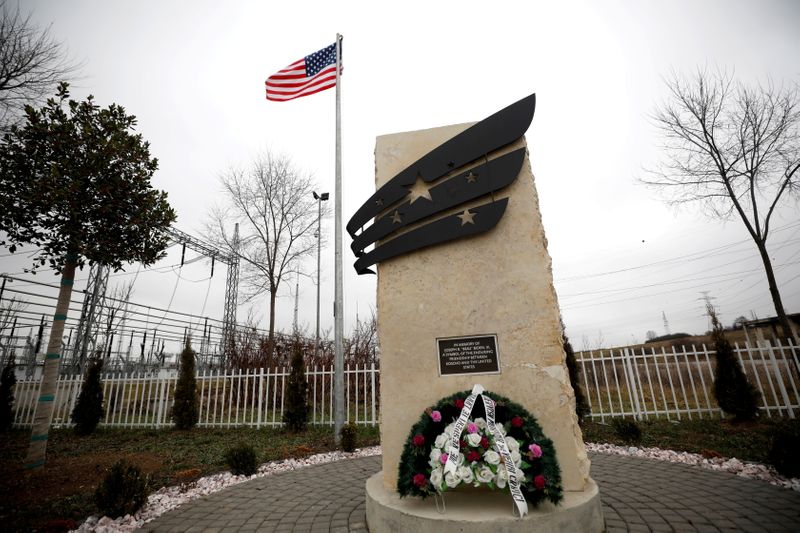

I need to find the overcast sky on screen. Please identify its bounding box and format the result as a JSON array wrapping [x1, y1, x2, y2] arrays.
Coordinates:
[[4, 0, 799, 350]]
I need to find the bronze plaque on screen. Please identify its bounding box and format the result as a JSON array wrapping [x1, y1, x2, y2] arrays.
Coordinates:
[[437, 334, 500, 376]]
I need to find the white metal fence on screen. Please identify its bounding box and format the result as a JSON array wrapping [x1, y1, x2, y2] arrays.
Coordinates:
[[12, 340, 799, 428], [12, 364, 380, 429], [577, 340, 799, 421]]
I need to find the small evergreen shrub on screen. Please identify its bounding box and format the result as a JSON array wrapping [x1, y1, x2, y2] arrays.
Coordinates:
[[708, 305, 760, 421], [0, 354, 17, 432], [171, 340, 199, 430], [340, 421, 358, 452], [769, 420, 800, 478], [71, 357, 105, 435], [563, 329, 590, 423], [94, 460, 149, 518], [225, 443, 258, 476], [282, 339, 309, 432], [611, 418, 642, 443]]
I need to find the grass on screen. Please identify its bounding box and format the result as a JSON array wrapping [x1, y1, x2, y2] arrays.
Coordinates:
[[0, 424, 380, 532], [581, 417, 789, 464]]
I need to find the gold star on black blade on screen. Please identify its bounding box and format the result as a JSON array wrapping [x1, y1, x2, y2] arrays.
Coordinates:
[[391, 210, 402, 224], [457, 209, 476, 226], [465, 171, 478, 183]]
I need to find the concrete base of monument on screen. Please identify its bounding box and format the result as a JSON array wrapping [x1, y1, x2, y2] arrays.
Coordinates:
[[365, 471, 604, 533]]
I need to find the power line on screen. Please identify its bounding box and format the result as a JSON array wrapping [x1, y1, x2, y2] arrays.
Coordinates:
[[554, 221, 800, 283]]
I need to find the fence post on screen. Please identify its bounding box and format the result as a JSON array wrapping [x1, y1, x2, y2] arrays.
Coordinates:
[[257, 367, 264, 429], [766, 340, 794, 419], [155, 373, 164, 429], [622, 348, 641, 420], [371, 362, 376, 426]]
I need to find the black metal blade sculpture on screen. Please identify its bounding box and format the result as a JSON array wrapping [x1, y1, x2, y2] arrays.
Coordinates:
[[350, 148, 526, 257], [348, 93, 536, 275], [353, 199, 509, 275]]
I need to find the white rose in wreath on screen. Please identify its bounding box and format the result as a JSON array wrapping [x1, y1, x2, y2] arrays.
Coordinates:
[[457, 465, 474, 485], [429, 448, 442, 466], [466, 432, 482, 447], [483, 450, 501, 465], [511, 450, 522, 467], [474, 417, 487, 430], [476, 466, 494, 484], [430, 466, 444, 490], [495, 467, 508, 489], [505, 436, 520, 453], [434, 433, 448, 449], [445, 470, 462, 488]]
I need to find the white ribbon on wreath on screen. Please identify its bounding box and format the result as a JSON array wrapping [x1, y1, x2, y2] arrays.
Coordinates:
[[443, 384, 529, 517]]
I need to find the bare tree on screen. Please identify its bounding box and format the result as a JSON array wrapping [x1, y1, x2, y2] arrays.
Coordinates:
[[645, 69, 800, 341], [0, 1, 78, 130], [345, 310, 378, 366], [206, 151, 323, 356], [99, 281, 134, 363]]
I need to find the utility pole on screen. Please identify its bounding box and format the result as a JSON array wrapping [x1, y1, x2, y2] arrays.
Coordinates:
[[312, 191, 329, 362], [293, 272, 300, 335]]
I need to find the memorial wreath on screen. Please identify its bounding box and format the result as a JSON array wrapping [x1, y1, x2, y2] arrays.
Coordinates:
[[398, 385, 563, 515]]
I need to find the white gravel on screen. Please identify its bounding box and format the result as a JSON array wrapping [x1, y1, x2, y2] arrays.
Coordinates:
[[72, 442, 798, 532], [585, 442, 800, 492], [71, 446, 381, 533]]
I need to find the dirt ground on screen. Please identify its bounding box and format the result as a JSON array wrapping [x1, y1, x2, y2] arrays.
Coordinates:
[[0, 434, 177, 532]]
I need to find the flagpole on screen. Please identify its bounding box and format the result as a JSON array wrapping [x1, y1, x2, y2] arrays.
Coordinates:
[[333, 33, 345, 445]]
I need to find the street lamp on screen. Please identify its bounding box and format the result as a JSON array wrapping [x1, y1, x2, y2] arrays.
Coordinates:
[[312, 192, 329, 363]]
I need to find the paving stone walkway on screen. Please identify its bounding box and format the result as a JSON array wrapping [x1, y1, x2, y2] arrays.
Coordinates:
[[141, 453, 800, 532]]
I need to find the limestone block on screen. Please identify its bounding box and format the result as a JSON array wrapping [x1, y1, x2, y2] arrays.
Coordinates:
[[375, 123, 591, 493]]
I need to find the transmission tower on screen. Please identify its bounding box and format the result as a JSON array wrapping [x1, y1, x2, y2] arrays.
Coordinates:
[[662, 311, 671, 336], [70, 264, 109, 373], [165, 224, 239, 367], [221, 223, 240, 366]]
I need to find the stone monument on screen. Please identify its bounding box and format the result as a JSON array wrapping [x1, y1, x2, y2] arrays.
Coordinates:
[[348, 95, 604, 532]]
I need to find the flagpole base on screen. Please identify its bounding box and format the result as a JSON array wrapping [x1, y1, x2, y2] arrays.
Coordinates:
[[365, 471, 604, 533]]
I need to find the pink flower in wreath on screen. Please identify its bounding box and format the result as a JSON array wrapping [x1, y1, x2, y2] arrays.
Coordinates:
[[431, 410, 442, 423], [412, 434, 425, 447], [529, 443, 542, 458], [440, 453, 449, 465], [413, 473, 428, 488], [534, 475, 546, 490], [467, 422, 478, 434]]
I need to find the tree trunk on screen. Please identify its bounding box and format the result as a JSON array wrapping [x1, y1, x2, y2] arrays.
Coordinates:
[[755, 241, 798, 347], [267, 290, 277, 359], [24, 255, 77, 470]]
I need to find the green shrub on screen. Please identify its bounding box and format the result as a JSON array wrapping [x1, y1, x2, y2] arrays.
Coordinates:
[[225, 443, 258, 476], [282, 338, 309, 432], [340, 422, 358, 452], [94, 460, 149, 518], [71, 357, 104, 435], [0, 354, 17, 432], [562, 329, 590, 423], [611, 418, 642, 443], [171, 340, 198, 430], [708, 305, 760, 421], [769, 420, 800, 478]]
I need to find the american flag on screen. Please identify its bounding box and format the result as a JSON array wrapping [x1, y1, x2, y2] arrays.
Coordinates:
[[265, 42, 340, 102]]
